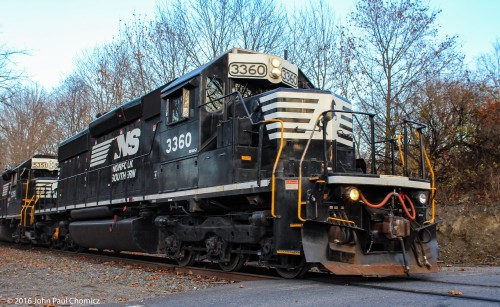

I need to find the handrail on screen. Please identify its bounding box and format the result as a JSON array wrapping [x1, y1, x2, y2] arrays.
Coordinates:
[[260, 119, 285, 218], [20, 194, 38, 226], [396, 134, 405, 167], [298, 109, 376, 222], [416, 130, 436, 224], [327, 217, 356, 224], [20, 173, 32, 226], [396, 119, 427, 177]]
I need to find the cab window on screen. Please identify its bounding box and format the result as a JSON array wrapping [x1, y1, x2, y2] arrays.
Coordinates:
[[205, 77, 224, 112], [166, 88, 190, 124]]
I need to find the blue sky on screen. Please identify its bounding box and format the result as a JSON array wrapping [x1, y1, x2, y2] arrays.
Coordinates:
[[1, 0, 499, 90]]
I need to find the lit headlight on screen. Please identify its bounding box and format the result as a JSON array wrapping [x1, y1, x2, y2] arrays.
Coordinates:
[[271, 58, 281, 68], [417, 192, 428, 204], [345, 187, 360, 201], [270, 67, 282, 78]]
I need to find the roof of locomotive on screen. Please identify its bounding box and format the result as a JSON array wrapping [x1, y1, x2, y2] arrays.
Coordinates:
[[2, 154, 57, 176], [160, 48, 240, 95], [160, 48, 314, 95], [58, 128, 88, 148]]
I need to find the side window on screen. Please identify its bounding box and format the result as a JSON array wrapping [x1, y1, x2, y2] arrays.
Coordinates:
[[166, 88, 190, 125], [205, 77, 224, 112]]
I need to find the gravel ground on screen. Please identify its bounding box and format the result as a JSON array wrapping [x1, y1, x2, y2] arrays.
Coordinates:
[[0, 243, 231, 306]]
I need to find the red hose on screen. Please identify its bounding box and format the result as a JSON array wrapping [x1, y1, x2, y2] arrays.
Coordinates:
[[359, 191, 416, 220], [397, 192, 416, 220], [359, 191, 394, 209]]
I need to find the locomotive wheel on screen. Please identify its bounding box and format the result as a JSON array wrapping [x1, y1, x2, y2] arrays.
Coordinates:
[[62, 234, 79, 252], [13, 228, 21, 244], [275, 255, 309, 279], [176, 246, 195, 267], [40, 233, 51, 247], [218, 253, 245, 272]]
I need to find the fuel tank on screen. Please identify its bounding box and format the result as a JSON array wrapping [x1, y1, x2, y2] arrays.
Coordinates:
[[69, 217, 158, 253]]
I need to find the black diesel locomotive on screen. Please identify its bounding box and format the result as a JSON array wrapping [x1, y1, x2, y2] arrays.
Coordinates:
[[0, 49, 438, 278]]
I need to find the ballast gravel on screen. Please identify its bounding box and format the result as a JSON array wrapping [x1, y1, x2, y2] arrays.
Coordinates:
[[0, 244, 230, 306]]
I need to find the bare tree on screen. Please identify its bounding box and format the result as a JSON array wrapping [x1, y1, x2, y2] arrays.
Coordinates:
[[148, 9, 194, 82], [0, 44, 25, 94], [476, 38, 500, 100], [345, 0, 459, 168], [74, 42, 137, 116], [0, 134, 6, 171], [287, 0, 343, 90], [169, 0, 237, 65], [50, 75, 93, 140], [233, 0, 286, 54], [0, 84, 57, 167]]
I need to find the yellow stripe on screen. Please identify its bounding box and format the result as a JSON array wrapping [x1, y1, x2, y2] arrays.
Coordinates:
[[289, 223, 303, 228]]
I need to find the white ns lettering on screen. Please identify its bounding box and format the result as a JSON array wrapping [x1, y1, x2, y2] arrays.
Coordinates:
[[114, 128, 141, 160]]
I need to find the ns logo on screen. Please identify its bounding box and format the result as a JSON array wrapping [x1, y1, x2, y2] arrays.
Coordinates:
[[89, 128, 142, 168], [114, 128, 141, 160]]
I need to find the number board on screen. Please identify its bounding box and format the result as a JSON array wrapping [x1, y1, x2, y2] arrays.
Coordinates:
[[228, 53, 299, 88], [229, 62, 267, 78], [281, 67, 298, 88], [31, 158, 58, 171]]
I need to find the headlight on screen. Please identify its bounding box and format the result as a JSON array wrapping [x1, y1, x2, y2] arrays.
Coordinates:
[[345, 187, 360, 201], [271, 58, 281, 68], [416, 192, 428, 204], [270, 67, 282, 78]]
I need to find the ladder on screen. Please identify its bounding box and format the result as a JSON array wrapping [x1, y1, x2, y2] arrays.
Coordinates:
[[19, 178, 39, 227]]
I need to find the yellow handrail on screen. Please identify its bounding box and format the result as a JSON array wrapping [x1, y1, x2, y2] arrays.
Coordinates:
[[19, 173, 40, 227], [20, 178, 31, 226], [327, 217, 356, 224], [416, 130, 436, 224], [261, 119, 285, 218], [20, 195, 38, 227], [29, 196, 38, 225], [396, 134, 405, 167]]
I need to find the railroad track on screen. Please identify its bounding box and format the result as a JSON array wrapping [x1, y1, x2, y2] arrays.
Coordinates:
[[80, 249, 279, 282], [6, 243, 279, 282]]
